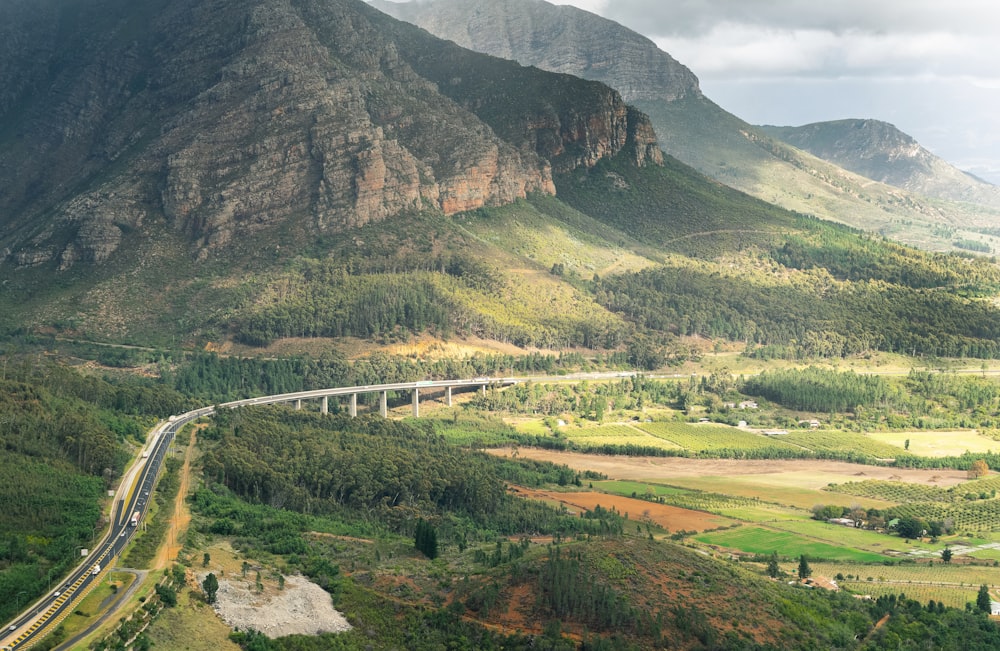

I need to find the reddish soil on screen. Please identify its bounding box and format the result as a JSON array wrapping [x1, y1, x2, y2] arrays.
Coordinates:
[[511, 487, 734, 532]]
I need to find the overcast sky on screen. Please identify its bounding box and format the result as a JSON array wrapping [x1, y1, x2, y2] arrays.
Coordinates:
[[551, 0, 1000, 183]]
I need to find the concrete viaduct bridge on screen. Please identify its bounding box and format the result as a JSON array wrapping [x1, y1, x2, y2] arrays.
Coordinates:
[[217, 377, 520, 418]]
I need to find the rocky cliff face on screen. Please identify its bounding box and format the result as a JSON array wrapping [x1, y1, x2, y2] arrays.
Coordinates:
[[0, 0, 658, 268], [760, 120, 1000, 207], [373, 0, 1000, 243], [372, 0, 701, 105]]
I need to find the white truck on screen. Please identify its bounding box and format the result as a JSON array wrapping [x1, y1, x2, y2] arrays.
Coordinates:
[[91, 563, 100, 575]]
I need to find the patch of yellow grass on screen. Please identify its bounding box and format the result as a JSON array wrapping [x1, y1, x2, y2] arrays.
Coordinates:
[[868, 430, 999, 457]]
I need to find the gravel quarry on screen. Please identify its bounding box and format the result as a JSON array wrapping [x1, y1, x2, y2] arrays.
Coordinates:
[[205, 573, 352, 639]]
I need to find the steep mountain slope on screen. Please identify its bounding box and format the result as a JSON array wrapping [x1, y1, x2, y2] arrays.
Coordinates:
[[0, 0, 656, 270], [760, 119, 1000, 208], [3, 0, 1000, 363], [373, 0, 1000, 249]]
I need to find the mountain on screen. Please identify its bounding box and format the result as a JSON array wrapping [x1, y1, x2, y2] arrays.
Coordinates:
[[0, 0, 659, 271], [371, 0, 702, 104], [759, 119, 1000, 208], [372, 0, 1000, 250], [4, 0, 1000, 364]]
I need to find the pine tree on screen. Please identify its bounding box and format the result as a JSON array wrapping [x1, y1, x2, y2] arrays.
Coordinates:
[[414, 518, 438, 560], [766, 551, 780, 578], [202, 572, 219, 604], [797, 555, 811, 580], [977, 584, 992, 614]]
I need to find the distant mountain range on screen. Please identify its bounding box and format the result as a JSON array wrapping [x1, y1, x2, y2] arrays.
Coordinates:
[[759, 119, 1000, 208], [373, 0, 1000, 247]]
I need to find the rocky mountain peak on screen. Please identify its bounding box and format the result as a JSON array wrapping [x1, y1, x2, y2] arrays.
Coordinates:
[[0, 0, 659, 269], [760, 119, 1000, 206], [371, 0, 702, 104]]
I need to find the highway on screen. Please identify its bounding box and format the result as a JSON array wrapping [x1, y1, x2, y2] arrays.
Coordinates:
[[0, 378, 518, 650], [0, 410, 197, 651]]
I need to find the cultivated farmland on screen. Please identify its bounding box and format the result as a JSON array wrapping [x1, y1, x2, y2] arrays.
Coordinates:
[[637, 422, 803, 454], [778, 429, 909, 460]]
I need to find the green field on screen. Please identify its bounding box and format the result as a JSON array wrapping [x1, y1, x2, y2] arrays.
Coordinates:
[[637, 422, 803, 453], [695, 525, 887, 562], [764, 519, 934, 555]]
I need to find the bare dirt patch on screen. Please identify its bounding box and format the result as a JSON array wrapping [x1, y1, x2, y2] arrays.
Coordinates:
[[203, 573, 351, 639], [492, 448, 969, 488], [153, 427, 198, 570], [511, 487, 734, 532]]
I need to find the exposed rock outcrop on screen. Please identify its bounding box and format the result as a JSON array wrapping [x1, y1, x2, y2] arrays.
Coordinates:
[[372, 0, 701, 104], [0, 0, 657, 269]]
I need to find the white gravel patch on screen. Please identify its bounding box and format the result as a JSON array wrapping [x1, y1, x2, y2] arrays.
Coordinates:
[[204, 573, 352, 638]]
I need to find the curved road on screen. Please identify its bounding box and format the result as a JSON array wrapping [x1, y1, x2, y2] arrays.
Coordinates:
[[1, 377, 520, 650]]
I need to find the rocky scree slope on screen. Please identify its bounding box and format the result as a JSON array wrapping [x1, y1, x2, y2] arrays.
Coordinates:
[[0, 0, 659, 270]]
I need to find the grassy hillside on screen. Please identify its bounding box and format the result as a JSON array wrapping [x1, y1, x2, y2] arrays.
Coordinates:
[[6, 155, 1000, 365], [636, 95, 1000, 252]]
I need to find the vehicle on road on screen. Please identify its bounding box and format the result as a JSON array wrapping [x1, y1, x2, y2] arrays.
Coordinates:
[[92, 564, 100, 575], [130, 511, 140, 526]]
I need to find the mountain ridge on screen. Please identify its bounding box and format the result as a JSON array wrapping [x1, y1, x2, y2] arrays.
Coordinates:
[[375, 0, 1000, 250], [0, 0, 659, 270], [759, 118, 1000, 209]]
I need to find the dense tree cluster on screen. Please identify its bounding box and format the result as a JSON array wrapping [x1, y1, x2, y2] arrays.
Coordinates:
[[741, 367, 896, 413], [595, 263, 1000, 359], [198, 408, 620, 538]]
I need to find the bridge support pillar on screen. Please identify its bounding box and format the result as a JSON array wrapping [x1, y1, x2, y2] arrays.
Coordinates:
[[295, 399, 302, 410], [412, 388, 420, 418], [380, 391, 388, 418], [446, 386, 452, 407], [481, 383, 487, 395], [350, 393, 357, 418], [321, 396, 328, 415]]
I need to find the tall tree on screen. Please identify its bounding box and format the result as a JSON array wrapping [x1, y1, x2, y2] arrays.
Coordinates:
[[969, 459, 989, 479], [797, 555, 811, 580], [978, 584, 992, 614], [414, 518, 439, 560], [203, 572, 219, 604], [766, 552, 780, 578]]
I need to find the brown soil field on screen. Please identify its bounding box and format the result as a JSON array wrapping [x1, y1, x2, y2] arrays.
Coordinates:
[[511, 487, 735, 532], [490, 448, 970, 488]]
